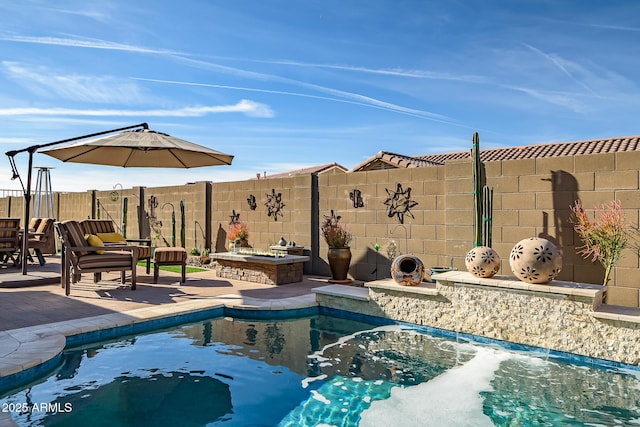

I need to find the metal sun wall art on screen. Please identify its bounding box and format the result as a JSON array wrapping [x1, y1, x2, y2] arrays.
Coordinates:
[[265, 188, 285, 221], [384, 183, 418, 224]]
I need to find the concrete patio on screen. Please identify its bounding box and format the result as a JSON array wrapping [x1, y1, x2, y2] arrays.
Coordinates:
[[0, 255, 344, 332]]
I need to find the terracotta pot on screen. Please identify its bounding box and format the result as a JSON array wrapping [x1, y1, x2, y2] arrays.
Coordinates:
[[509, 237, 562, 284], [327, 247, 351, 281], [465, 246, 500, 278], [391, 254, 425, 286]]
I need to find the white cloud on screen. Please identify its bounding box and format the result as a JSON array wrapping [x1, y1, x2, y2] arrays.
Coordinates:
[[0, 34, 460, 124], [2, 61, 146, 104], [0, 100, 274, 118], [246, 59, 488, 84], [0, 35, 176, 55]]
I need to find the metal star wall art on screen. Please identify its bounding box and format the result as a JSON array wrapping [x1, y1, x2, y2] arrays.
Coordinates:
[[265, 188, 285, 221], [384, 183, 418, 224], [229, 209, 240, 224]]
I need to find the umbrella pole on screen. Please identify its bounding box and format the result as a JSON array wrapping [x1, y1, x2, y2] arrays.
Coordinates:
[[20, 149, 35, 274]]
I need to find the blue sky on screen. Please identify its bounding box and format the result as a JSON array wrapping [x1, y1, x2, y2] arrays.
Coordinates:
[[1, 1, 639, 192]]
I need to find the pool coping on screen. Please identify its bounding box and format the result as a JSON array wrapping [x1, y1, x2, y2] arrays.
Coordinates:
[[0, 292, 318, 394]]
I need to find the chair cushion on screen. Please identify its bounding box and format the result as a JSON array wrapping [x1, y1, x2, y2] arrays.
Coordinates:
[[36, 218, 54, 234], [96, 232, 127, 243], [77, 252, 132, 269], [136, 246, 151, 259], [85, 234, 105, 255], [63, 221, 90, 256], [154, 247, 187, 263], [0, 218, 20, 250], [80, 219, 116, 235]]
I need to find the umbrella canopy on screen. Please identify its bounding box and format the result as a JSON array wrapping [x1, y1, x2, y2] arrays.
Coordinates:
[[41, 128, 233, 168]]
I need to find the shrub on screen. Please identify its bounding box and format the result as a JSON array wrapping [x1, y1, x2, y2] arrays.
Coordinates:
[[321, 211, 352, 248], [228, 222, 249, 241], [570, 200, 637, 286]]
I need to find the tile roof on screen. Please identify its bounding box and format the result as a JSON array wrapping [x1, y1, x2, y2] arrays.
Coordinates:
[[349, 151, 444, 171], [256, 162, 347, 179], [351, 136, 640, 171]]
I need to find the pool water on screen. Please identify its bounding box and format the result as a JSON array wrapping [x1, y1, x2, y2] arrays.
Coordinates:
[[2, 315, 640, 426]]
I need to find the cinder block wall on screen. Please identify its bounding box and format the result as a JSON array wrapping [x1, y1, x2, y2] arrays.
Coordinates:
[[57, 192, 92, 221], [2, 150, 639, 306], [210, 175, 313, 256], [317, 167, 447, 280]]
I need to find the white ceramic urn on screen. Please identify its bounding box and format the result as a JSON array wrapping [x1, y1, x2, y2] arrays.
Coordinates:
[[509, 237, 562, 284]]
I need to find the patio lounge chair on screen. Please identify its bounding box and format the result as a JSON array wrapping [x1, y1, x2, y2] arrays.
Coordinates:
[[0, 218, 20, 267], [55, 220, 138, 296], [28, 217, 42, 232], [26, 218, 55, 266], [79, 219, 152, 274]]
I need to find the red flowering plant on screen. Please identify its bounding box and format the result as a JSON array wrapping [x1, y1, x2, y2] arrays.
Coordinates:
[[228, 222, 249, 241], [570, 200, 638, 286]]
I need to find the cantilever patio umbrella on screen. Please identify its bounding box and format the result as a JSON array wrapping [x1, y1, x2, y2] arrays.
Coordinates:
[[7, 122, 233, 274], [41, 127, 234, 168]]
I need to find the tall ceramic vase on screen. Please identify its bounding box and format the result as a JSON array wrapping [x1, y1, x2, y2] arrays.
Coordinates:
[[328, 247, 352, 282]]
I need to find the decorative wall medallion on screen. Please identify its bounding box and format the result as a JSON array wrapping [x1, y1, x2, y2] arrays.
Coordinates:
[[509, 237, 562, 284], [265, 188, 285, 221], [247, 194, 257, 210], [465, 246, 500, 278], [349, 189, 364, 208], [384, 183, 418, 224]]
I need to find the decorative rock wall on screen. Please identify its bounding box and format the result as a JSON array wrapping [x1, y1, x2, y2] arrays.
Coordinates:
[[213, 257, 305, 285], [315, 271, 640, 366]]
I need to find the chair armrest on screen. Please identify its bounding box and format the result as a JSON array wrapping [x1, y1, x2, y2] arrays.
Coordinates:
[[125, 238, 152, 246], [68, 244, 136, 253]]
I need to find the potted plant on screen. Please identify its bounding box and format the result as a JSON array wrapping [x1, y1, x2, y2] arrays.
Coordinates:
[[321, 210, 352, 282], [228, 222, 249, 248], [571, 200, 637, 286], [200, 248, 211, 265]]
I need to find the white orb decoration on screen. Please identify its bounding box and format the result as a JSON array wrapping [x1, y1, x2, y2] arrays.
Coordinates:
[[509, 237, 562, 284], [465, 246, 501, 278]]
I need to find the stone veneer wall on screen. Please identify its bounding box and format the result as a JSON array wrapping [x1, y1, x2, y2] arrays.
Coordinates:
[[2, 149, 640, 306], [315, 271, 640, 366], [214, 259, 303, 285]]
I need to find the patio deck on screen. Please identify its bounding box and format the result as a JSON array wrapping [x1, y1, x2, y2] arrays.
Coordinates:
[[0, 255, 343, 332]]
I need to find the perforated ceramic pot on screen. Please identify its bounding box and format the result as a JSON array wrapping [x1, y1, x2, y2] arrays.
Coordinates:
[[509, 237, 562, 284], [391, 254, 425, 286], [465, 246, 500, 278]]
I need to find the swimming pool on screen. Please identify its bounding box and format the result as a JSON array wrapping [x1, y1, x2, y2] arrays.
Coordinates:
[[1, 314, 640, 426]]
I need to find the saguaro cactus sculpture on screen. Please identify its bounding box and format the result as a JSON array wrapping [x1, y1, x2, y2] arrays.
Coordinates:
[[122, 197, 128, 238], [180, 200, 186, 248], [472, 132, 493, 247]]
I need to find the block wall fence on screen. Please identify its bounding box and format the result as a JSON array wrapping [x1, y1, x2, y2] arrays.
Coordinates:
[[1, 151, 639, 307]]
